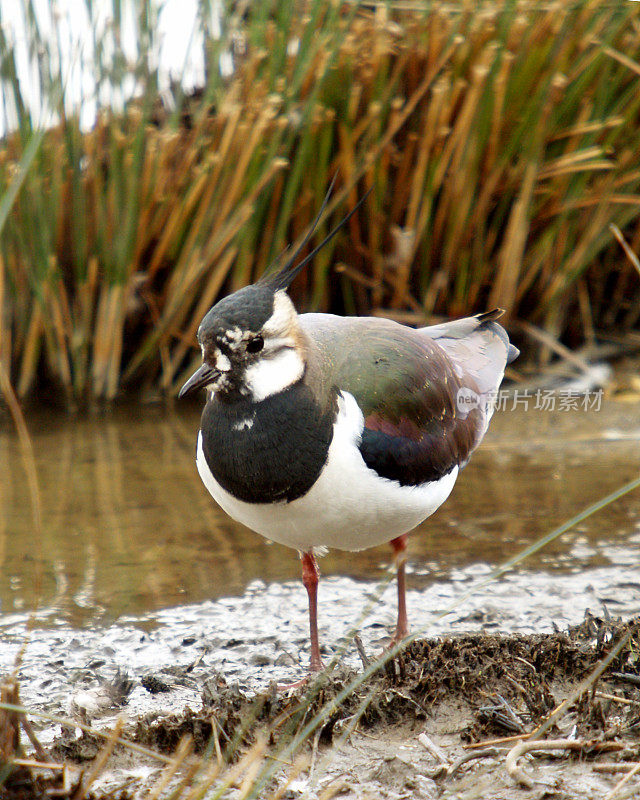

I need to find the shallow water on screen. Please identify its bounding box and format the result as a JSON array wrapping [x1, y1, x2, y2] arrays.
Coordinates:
[[1, 398, 639, 628]]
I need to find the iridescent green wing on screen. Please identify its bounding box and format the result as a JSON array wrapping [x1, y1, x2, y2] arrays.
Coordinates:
[[301, 314, 505, 485]]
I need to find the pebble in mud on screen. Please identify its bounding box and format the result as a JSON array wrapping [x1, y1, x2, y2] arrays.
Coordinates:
[[68, 670, 134, 719], [250, 652, 272, 666], [141, 675, 172, 694]]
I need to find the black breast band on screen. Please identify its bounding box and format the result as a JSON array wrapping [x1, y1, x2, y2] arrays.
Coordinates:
[[200, 385, 336, 504]]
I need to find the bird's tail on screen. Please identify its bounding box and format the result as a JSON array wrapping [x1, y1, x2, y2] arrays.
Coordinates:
[[421, 308, 518, 396]]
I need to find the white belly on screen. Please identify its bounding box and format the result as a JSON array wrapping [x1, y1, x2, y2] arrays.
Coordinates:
[[195, 391, 458, 553]]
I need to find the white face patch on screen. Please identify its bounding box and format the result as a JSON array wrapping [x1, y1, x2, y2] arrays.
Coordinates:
[[215, 352, 231, 372], [237, 290, 305, 401], [244, 347, 304, 402]]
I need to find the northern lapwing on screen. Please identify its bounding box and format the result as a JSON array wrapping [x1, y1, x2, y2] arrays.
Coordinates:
[[179, 189, 518, 678]]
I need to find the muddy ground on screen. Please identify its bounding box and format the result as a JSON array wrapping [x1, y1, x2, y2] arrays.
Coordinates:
[[2, 575, 640, 800]]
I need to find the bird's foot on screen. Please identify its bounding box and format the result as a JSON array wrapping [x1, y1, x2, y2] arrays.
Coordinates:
[[276, 675, 311, 692], [386, 626, 410, 653], [277, 666, 324, 693], [276, 656, 324, 692]]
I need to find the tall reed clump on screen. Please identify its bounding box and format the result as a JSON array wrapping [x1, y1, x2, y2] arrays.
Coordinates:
[[1, 0, 640, 406]]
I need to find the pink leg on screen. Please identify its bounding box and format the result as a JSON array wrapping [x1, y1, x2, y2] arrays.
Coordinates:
[[390, 535, 409, 643], [301, 551, 323, 673]]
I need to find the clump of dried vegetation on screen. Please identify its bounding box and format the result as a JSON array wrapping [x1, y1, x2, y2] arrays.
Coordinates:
[[1, 0, 640, 405], [2, 616, 640, 799]]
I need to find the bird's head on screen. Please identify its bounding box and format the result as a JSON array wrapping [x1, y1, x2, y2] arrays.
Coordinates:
[[178, 283, 305, 402], [179, 178, 368, 403]]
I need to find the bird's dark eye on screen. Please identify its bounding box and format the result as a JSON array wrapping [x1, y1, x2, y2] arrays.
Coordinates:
[[246, 335, 264, 354]]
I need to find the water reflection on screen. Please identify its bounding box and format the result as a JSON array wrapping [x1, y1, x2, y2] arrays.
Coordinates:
[[0, 401, 638, 626]]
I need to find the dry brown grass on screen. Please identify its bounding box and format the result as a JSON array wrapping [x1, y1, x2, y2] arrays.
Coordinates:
[[1, 0, 640, 404]]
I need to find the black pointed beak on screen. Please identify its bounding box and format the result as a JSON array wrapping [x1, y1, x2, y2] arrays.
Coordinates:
[[178, 363, 220, 398]]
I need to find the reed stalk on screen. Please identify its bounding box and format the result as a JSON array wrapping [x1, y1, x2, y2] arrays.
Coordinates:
[[0, 0, 639, 404]]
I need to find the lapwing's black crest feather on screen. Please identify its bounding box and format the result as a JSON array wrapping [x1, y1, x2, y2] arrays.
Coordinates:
[[198, 180, 366, 339], [262, 179, 372, 291]]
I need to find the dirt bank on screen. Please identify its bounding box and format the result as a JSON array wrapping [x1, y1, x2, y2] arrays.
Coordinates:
[[2, 611, 640, 799]]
